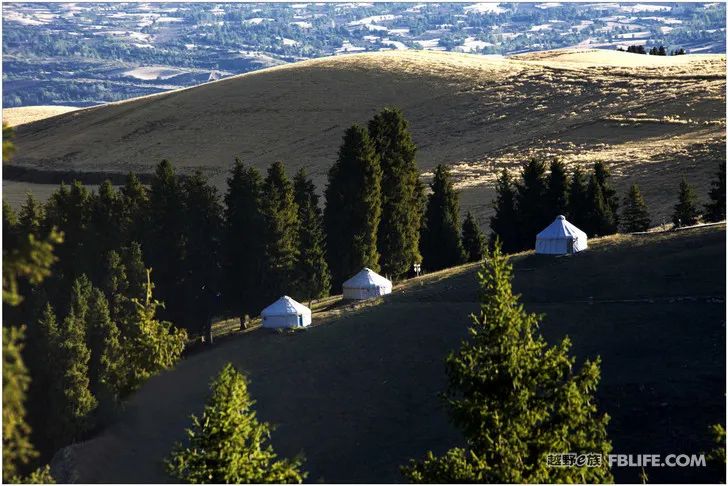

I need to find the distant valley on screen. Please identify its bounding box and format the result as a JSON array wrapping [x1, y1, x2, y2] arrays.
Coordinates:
[[2, 2, 725, 107]]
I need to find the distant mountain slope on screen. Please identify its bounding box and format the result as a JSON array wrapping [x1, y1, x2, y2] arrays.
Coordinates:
[[52, 224, 726, 484], [7, 49, 726, 224]]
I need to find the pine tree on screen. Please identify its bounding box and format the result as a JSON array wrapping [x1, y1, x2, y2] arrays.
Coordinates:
[[461, 212, 485, 263], [593, 162, 619, 228], [44, 181, 93, 287], [166, 363, 306, 484], [402, 242, 612, 483], [121, 270, 187, 397], [515, 159, 550, 250], [261, 162, 299, 302], [3, 325, 38, 482], [25, 304, 62, 458], [584, 174, 616, 237], [324, 125, 382, 286], [223, 160, 267, 318], [546, 159, 569, 219], [119, 172, 149, 246], [292, 168, 331, 303], [368, 108, 424, 279], [146, 160, 185, 323], [50, 297, 97, 450], [86, 288, 123, 406], [567, 167, 590, 230], [88, 181, 123, 281], [180, 171, 223, 336], [489, 170, 520, 253], [18, 194, 45, 239], [421, 165, 465, 271], [704, 162, 726, 222], [621, 184, 651, 232], [672, 178, 701, 228], [2, 325, 55, 483], [101, 243, 147, 338]]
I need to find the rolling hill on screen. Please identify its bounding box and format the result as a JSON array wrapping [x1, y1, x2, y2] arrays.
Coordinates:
[[4, 49, 726, 227], [52, 224, 726, 484]]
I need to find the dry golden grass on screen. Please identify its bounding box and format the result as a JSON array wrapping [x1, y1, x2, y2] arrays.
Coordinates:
[[2, 105, 78, 127], [5, 49, 725, 226]]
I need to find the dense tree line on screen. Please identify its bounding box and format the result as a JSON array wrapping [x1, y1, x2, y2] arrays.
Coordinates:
[[490, 158, 725, 251], [618, 44, 686, 55], [489, 160, 621, 251], [2, 107, 458, 479]]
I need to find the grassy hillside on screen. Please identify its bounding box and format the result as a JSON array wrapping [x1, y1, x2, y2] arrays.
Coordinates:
[[55, 225, 726, 483], [5, 49, 725, 226], [2, 105, 78, 127]]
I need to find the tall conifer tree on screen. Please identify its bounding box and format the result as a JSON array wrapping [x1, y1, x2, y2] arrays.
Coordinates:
[[292, 169, 331, 303], [489, 170, 520, 253], [461, 212, 485, 262], [88, 181, 123, 282], [621, 184, 651, 232], [261, 162, 299, 301], [593, 162, 619, 228], [567, 167, 589, 230], [18, 194, 45, 239], [704, 162, 726, 222], [223, 160, 266, 318], [146, 160, 185, 323], [584, 174, 617, 237], [421, 165, 465, 271], [180, 171, 223, 335], [120, 172, 149, 246], [44, 181, 93, 288], [324, 125, 382, 286], [546, 159, 569, 218], [368, 108, 423, 279], [515, 159, 549, 250], [50, 292, 97, 450], [86, 288, 123, 405]]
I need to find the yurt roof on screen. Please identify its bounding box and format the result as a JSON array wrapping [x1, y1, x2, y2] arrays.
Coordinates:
[[261, 296, 310, 316], [537, 215, 587, 239], [342, 267, 391, 288]]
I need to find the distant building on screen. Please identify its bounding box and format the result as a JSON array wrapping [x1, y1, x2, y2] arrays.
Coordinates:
[[342, 267, 392, 300], [261, 296, 312, 329], [535, 215, 588, 255]]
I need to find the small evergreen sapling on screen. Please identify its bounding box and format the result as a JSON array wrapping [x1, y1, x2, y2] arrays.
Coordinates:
[[166, 363, 306, 484], [621, 184, 651, 233], [672, 178, 701, 228]]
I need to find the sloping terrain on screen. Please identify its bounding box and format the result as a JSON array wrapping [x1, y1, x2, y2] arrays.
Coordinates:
[[5, 49, 726, 225], [2, 105, 78, 127], [57, 225, 726, 484]]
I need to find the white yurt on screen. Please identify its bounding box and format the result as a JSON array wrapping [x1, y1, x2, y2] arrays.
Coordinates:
[[260, 296, 312, 329], [342, 267, 392, 300], [535, 215, 588, 255]]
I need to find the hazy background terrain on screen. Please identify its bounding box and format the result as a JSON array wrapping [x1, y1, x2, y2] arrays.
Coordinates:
[[2, 2, 725, 107]]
